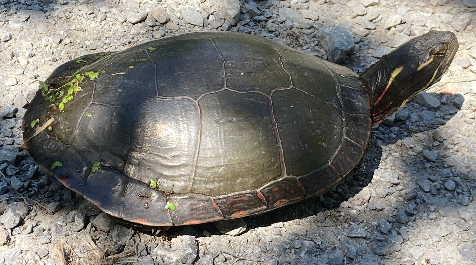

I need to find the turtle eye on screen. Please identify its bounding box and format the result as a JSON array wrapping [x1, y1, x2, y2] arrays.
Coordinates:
[[430, 43, 447, 57]]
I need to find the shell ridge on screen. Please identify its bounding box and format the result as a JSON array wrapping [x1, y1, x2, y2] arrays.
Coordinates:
[[144, 49, 159, 98], [321, 61, 346, 164]]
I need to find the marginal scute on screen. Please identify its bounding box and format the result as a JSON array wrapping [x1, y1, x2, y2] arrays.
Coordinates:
[[80, 168, 125, 215], [298, 165, 341, 198], [29, 137, 64, 171], [214, 190, 267, 218], [55, 146, 90, 192], [323, 60, 361, 90], [331, 138, 365, 176], [122, 181, 172, 226], [260, 176, 306, 210], [168, 194, 223, 225], [344, 113, 371, 147], [339, 85, 369, 115]]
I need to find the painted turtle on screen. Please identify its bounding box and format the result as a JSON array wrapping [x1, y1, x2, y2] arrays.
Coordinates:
[[23, 31, 458, 226]]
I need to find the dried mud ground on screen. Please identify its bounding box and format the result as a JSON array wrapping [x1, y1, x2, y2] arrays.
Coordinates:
[[0, 0, 476, 265]]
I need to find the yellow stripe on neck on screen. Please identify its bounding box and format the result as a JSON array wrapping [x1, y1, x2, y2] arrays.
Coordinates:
[[417, 56, 434, 71], [372, 66, 403, 107]]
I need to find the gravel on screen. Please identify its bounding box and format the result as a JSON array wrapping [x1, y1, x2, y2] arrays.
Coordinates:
[[0, 0, 475, 264]]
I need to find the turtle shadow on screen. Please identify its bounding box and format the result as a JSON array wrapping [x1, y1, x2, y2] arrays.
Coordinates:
[[163, 92, 463, 236]]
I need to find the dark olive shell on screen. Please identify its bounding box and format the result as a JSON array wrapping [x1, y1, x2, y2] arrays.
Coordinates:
[[23, 32, 371, 225]]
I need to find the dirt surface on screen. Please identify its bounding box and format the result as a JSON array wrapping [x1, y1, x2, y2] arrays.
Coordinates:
[[0, 0, 475, 264]]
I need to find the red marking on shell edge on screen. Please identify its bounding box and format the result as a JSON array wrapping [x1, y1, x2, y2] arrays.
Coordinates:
[[226, 196, 250, 205], [182, 216, 223, 225], [274, 199, 289, 207], [347, 157, 355, 164], [131, 218, 172, 226], [256, 191, 266, 202], [272, 187, 279, 192], [230, 211, 251, 218]]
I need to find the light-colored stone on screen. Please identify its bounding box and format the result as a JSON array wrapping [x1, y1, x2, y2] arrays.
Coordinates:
[[150, 7, 169, 24], [384, 14, 402, 29], [221, 0, 241, 25], [279, 8, 313, 29], [182, 9, 203, 27]]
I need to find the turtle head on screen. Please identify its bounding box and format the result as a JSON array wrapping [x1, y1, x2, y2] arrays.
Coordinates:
[[360, 31, 458, 124]]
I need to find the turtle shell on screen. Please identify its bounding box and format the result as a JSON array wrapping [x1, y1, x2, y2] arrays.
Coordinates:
[[23, 32, 371, 226]]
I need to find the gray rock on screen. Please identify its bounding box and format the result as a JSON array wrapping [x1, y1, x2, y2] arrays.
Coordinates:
[[45, 202, 61, 214], [0, 30, 12, 42], [0, 104, 16, 118], [417, 179, 432, 192], [196, 255, 213, 265], [395, 209, 409, 224], [458, 58, 472, 69], [22, 220, 36, 235], [182, 9, 203, 27], [346, 223, 367, 238], [0, 208, 22, 229], [378, 219, 392, 233], [145, 14, 156, 27], [361, 0, 380, 7], [451, 94, 464, 109], [342, 237, 358, 259], [0, 226, 9, 245], [244, 1, 260, 17], [350, 188, 371, 206], [376, 187, 395, 198], [35, 247, 49, 258], [422, 149, 438, 162], [384, 14, 402, 29], [221, 20, 232, 31], [301, 10, 319, 21], [0, 180, 9, 194], [318, 26, 354, 63], [39, 235, 51, 244], [175, 235, 198, 264], [415, 91, 441, 109], [463, 0, 476, 7], [127, 12, 148, 24], [0, 247, 20, 264], [420, 110, 435, 121], [111, 224, 133, 243], [150, 7, 169, 24], [72, 211, 86, 232], [279, 8, 312, 29], [453, 13, 472, 32], [410, 246, 424, 260], [457, 207, 473, 221], [91, 213, 114, 232], [4, 77, 17, 86], [9, 176, 23, 190], [154, 235, 198, 264], [5, 165, 18, 176], [444, 179, 456, 191], [284, 20, 294, 29], [221, 0, 241, 25]]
